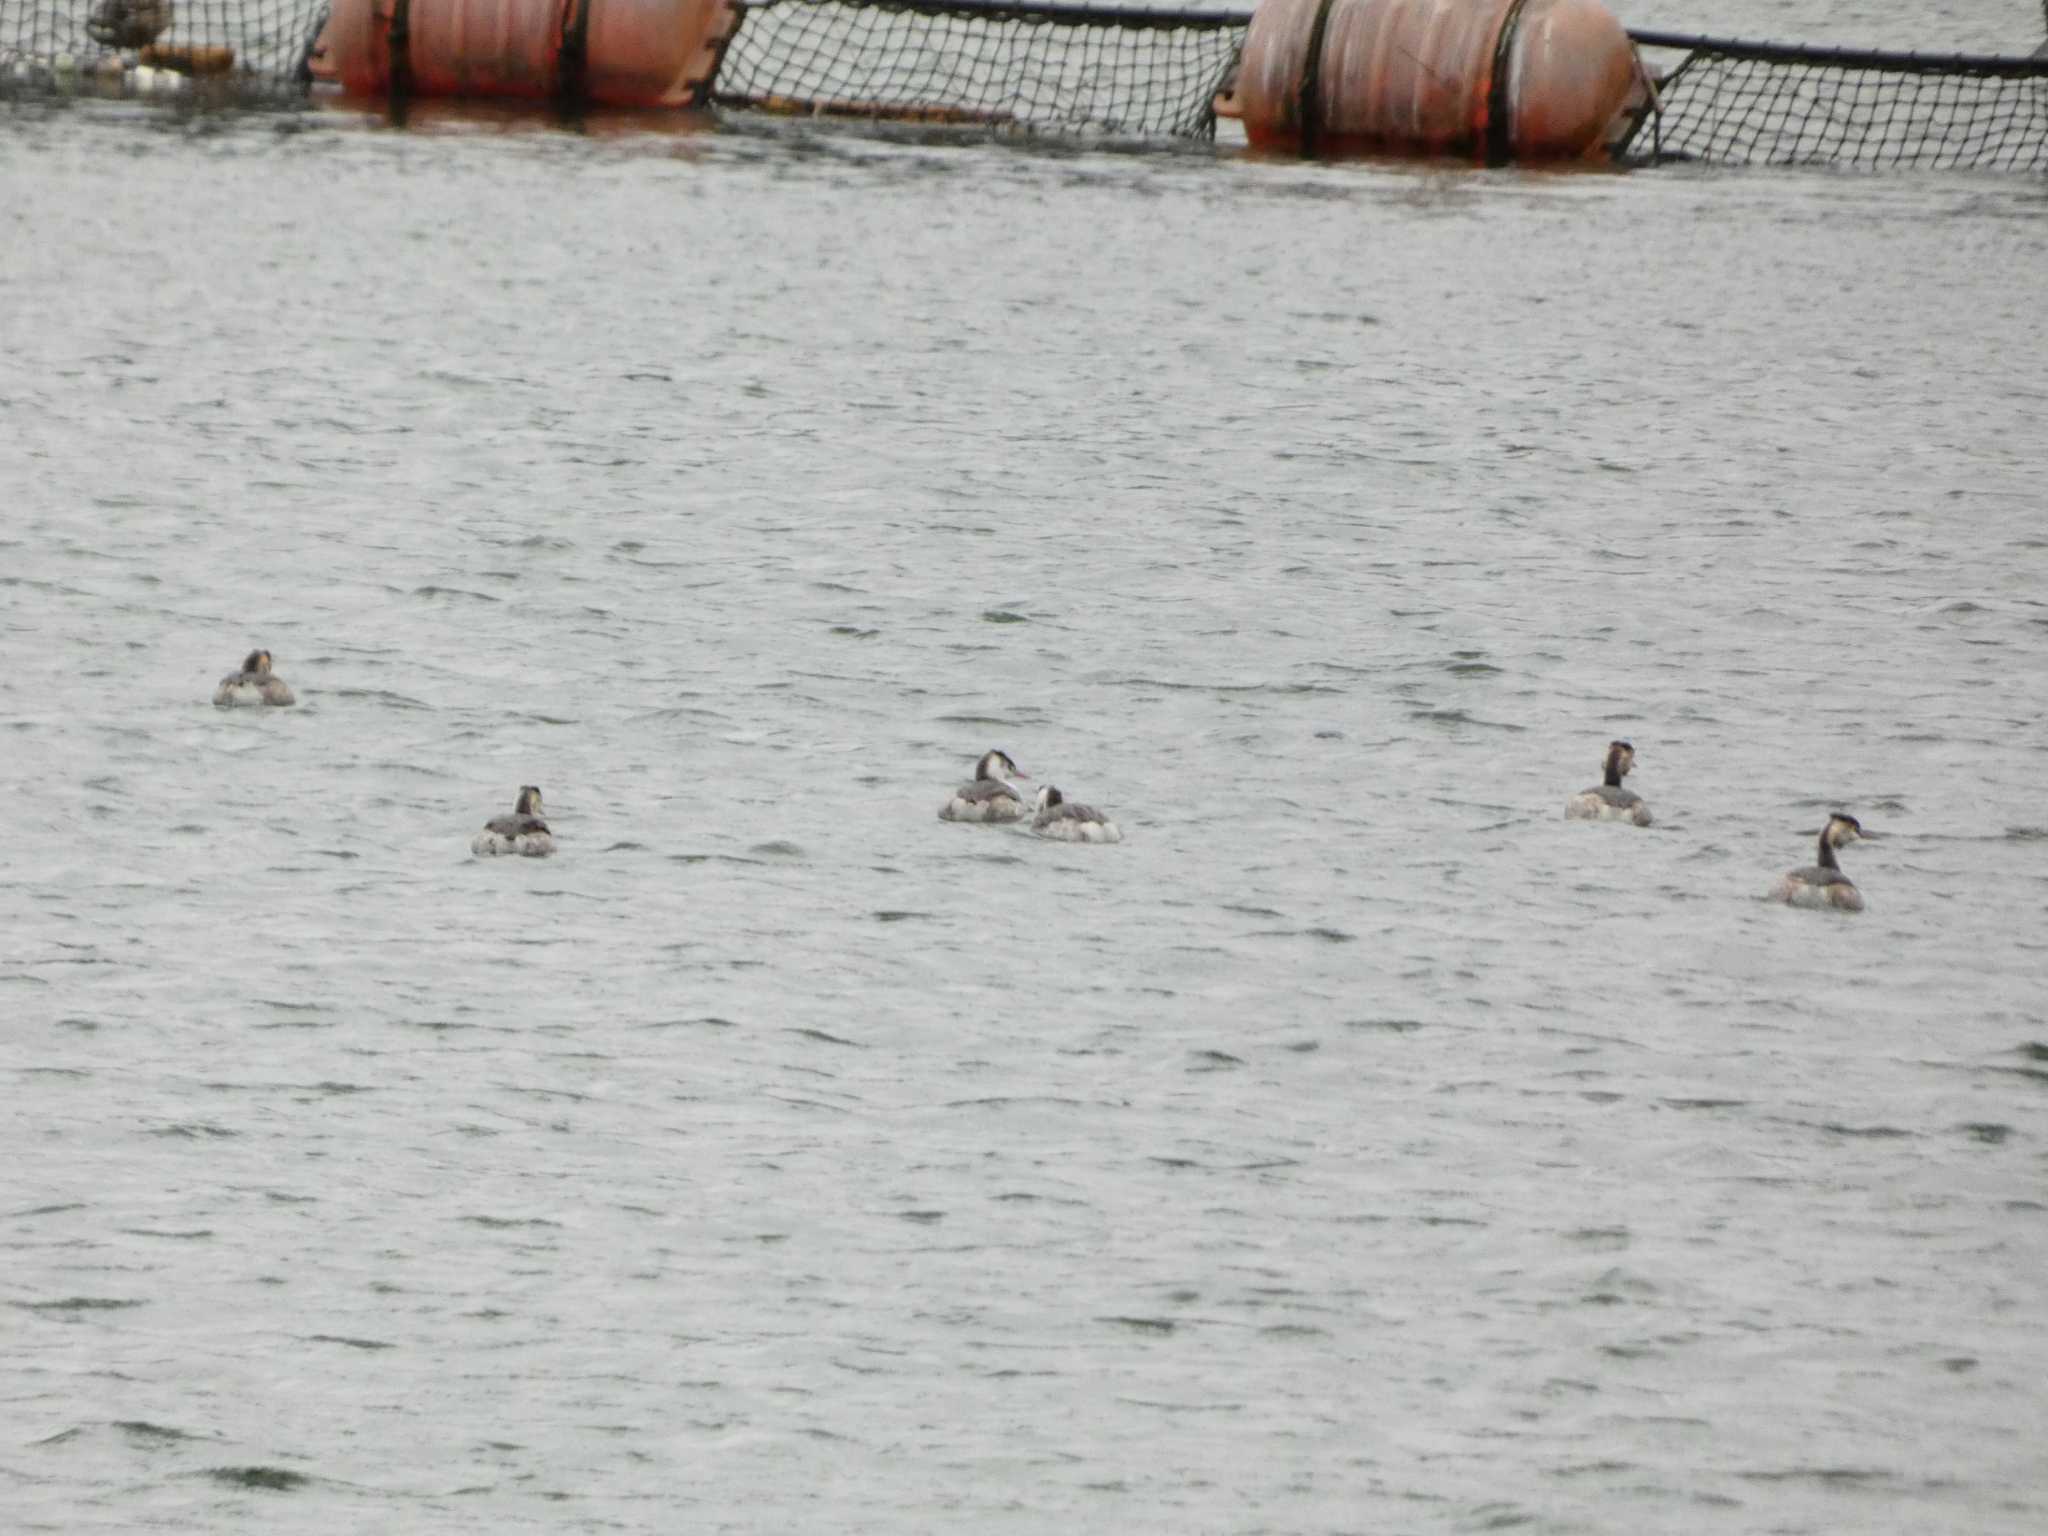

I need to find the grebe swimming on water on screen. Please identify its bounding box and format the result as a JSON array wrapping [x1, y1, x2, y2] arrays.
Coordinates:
[[1770, 811, 1866, 912], [1565, 740, 1650, 826], [472, 786, 555, 858], [938, 750, 1030, 823], [1031, 785, 1122, 844], [213, 649, 296, 708]]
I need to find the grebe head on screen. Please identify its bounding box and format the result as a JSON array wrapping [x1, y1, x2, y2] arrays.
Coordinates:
[[516, 786, 545, 817], [976, 749, 1027, 784], [86, 0, 172, 48], [242, 649, 273, 675], [1603, 740, 1635, 785], [1034, 785, 1064, 812], [1810, 810, 1864, 872]]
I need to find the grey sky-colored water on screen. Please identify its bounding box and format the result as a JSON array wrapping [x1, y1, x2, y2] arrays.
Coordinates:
[[4, 16, 2048, 1533], [1551, 0, 2042, 50]]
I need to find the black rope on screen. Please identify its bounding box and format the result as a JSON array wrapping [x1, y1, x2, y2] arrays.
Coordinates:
[[1626, 30, 2048, 79], [734, 0, 1246, 31], [293, 1, 331, 85], [1294, 0, 1338, 155], [558, 0, 593, 109], [387, 0, 414, 105], [719, 4, 2048, 70], [1483, 0, 1529, 165]]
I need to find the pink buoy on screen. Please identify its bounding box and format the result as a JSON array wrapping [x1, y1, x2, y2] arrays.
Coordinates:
[[1217, 0, 1648, 163], [317, 0, 739, 109]]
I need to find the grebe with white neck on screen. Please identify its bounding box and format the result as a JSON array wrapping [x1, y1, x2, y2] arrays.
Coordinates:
[[939, 750, 1030, 823], [1565, 740, 1649, 826], [213, 648, 296, 708], [1770, 812, 1866, 912], [1031, 785, 1122, 844], [473, 786, 555, 858]]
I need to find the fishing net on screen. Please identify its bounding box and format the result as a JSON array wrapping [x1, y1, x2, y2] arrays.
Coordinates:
[[711, 3, 2048, 162], [1, 0, 327, 100], [710, 0, 1247, 139], [5, 0, 2048, 173], [1621, 30, 2048, 172]]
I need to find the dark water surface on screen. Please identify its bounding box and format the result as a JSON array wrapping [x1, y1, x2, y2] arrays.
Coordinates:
[[3, 72, 2046, 1536]]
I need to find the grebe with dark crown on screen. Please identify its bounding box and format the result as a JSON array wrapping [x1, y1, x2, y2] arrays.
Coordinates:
[[213, 648, 296, 708], [1770, 812, 1866, 912], [86, 0, 171, 47], [1565, 740, 1650, 826], [939, 750, 1031, 823], [472, 786, 555, 858], [1031, 785, 1122, 844]]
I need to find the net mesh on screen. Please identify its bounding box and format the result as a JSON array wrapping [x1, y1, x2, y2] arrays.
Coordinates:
[[1622, 33, 2048, 172], [1, 0, 327, 100], [4, 0, 2047, 173], [711, 0, 1246, 139]]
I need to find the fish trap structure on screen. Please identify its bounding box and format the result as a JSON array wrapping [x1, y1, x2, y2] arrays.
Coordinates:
[[1, 0, 328, 101], [4, 0, 2047, 172], [710, 0, 2048, 167], [1622, 30, 2048, 172], [711, 0, 1246, 139]]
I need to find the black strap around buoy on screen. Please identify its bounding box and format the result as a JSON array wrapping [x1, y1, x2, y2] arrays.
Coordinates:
[[558, 0, 593, 111], [385, 0, 413, 106], [1485, 0, 1533, 165], [1295, 0, 1341, 156]]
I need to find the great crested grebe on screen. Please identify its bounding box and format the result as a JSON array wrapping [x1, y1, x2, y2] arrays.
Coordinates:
[[1770, 812, 1866, 912], [1565, 739, 1650, 826], [1031, 784, 1122, 844], [938, 749, 1030, 823], [86, 0, 171, 47], [472, 786, 556, 858], [212, 649, 296, 708]]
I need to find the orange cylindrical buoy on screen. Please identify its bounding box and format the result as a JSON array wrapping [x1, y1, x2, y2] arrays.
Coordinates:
[[139, 44, 238, 76], [319, 0, 738, 109], [1218, 0, 1645, 163], [1502, 0, 1644, 160]]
